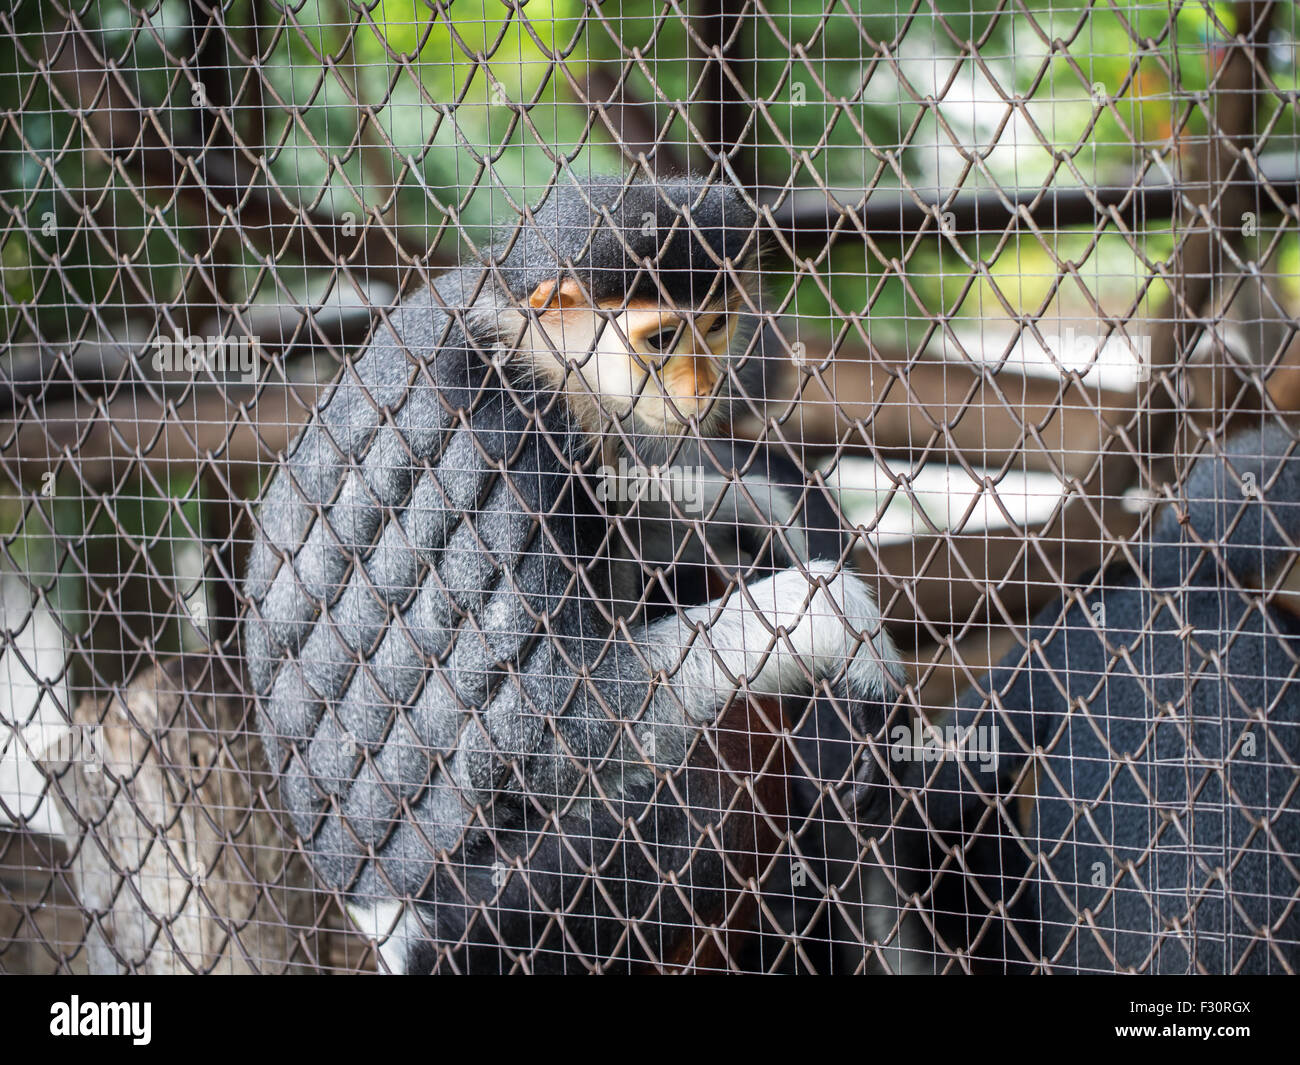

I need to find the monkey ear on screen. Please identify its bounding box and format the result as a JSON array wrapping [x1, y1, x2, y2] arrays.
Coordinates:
[[528, 277, 584, 311]]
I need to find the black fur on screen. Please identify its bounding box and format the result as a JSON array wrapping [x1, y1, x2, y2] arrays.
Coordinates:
[[872, 424, 1300, 973], [600, 434, 863, 973], [488, 175, 759, 309]]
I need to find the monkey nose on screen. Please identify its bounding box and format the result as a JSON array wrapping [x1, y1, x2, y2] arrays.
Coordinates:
[[664, 350, 719, 398]]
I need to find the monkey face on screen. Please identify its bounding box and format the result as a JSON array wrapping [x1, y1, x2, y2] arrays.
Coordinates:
[[522, 277, 741, 435]]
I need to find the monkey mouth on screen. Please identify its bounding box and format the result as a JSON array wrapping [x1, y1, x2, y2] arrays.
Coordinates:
[[626, 353, 727, 431]]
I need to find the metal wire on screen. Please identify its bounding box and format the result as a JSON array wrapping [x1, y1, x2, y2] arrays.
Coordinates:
[[0, 0, 1297, 973]]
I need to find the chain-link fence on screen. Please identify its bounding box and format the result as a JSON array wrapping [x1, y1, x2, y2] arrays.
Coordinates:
[[1, 0, 1297, 973]]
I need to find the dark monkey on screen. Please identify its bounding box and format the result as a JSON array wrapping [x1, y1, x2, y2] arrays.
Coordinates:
[[244, 176, 902, 972], [868, 425, 1300, 973]]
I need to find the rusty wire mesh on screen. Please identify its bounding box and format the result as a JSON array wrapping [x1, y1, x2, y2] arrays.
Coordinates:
[[1, 0, 1298, 974]]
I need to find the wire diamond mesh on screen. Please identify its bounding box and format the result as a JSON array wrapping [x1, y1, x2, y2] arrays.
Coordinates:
[[0, 0, 1297, 973]]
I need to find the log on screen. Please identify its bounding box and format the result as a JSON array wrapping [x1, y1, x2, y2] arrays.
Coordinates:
[[0, 380, 323, 486], [743, 350, 1134, 477], [35, 656, 368, 973]]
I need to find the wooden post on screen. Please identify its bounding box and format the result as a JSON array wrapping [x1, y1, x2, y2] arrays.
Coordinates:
[[695, 0, 756, 186]]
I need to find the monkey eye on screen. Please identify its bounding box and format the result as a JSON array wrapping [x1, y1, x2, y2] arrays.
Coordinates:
[[707, 316, 728, 334], [643, 326, 682, 353]]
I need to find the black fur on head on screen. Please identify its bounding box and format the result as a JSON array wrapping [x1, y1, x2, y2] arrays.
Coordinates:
[[487, 174, 761, 310]]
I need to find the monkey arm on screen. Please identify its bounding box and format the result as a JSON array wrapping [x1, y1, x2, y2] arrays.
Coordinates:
[[343, 563, 902, 974], [631, 563, 899, 725]]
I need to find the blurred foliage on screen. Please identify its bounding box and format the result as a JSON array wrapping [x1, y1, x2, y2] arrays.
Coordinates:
[[0, 0, 1293, 348]]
